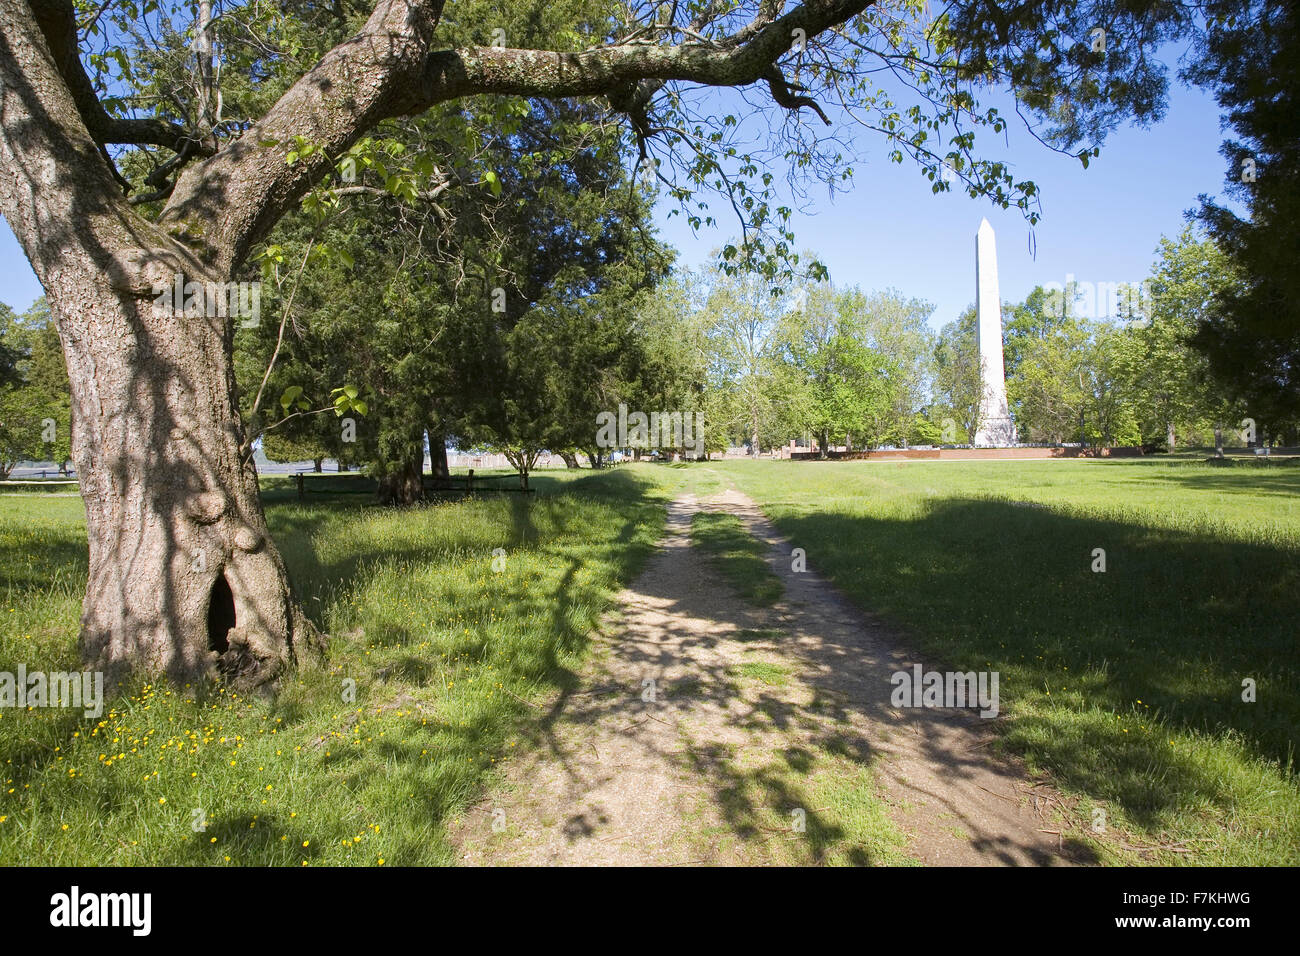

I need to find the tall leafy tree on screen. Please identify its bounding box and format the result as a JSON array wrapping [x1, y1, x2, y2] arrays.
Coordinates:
[[0, 298, 73, 472], [1187, 0, 1300, 428], [0, 303, 23, 387], [853, 289, 935, 445], [0, 0, 1204, 680], [697, 262, 786, 454], [1112, 228, 1241, 448]]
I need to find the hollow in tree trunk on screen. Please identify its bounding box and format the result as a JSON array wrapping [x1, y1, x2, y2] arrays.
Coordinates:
[[0, 11, 319, 688], [59, 278, 321, 687]]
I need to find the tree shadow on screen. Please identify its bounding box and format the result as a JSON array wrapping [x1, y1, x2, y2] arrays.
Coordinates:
[[765, 495, 1300, 821]]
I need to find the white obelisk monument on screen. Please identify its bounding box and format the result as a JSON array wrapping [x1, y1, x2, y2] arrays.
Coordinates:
[[973, 218, 1016, 446]]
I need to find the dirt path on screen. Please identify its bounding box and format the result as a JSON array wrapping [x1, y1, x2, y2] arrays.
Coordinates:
[[449, 484, 1091, 866]]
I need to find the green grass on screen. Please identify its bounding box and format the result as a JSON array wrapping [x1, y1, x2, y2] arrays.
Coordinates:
[[713, 457, 1300, 865], [0, 465, 682, 865], [729, 660, 791, 687], [679, 737, 915, 866], [689, 512, 784, 606], [6, 456, 1297, 866], [667, 460, 727, 498], [0, 479, 80, 496]]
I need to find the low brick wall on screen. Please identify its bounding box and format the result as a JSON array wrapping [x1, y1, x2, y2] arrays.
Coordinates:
[[789, 446, 1154, 462]]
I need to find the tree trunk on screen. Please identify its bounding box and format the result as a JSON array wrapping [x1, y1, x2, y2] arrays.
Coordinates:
[[559, 451, 580, 469], [1166, 420, 1176, 452], [60, 288, 318, 687], [376, 448, 425, 505], [1, 0, 880, 689], [313, 457, 323, 473], [0, 9, 317, 687], [428, 430, 450, 479]]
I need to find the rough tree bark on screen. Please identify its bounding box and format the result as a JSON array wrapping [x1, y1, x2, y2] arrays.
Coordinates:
[[1, 0, 867, 684], [1, 0, 321, 686]]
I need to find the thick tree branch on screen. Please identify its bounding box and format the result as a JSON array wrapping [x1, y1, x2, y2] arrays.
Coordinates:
[[29, 0, 215, 156], [158, 0, 871, 272], [0, 0, 208, 299]]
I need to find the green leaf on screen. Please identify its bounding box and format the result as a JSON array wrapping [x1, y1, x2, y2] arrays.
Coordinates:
[[279, 385, 304, 412]]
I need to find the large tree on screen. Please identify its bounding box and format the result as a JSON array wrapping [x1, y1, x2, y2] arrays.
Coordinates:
[[697, 261, 786, 454], [772, 282, 898, 454], [0, 0, 1193, 683], [1112, 228, 1240, 448], [1187, 0, 1300, 428]]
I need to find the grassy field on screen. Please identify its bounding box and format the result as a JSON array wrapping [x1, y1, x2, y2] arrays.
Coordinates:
[[0, 467, 680, 865], [713, 457, 1300, 865], [3, 457, 1297, 866]]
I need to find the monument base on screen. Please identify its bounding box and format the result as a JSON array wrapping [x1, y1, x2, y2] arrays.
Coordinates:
[[973, 417, 1017, 447]]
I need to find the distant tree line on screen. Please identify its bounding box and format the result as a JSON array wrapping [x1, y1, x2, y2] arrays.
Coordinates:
[[3, 226, 1289, 492], [668, 226, 1297, 455], [0, 298, 72, 478]]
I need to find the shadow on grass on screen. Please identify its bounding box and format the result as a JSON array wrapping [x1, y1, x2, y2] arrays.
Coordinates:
[[0, 467, 674, 865], [768, 496, 1299, 824], [271, 468, 673, 845], [0, 529, 87, 593], [481, 498, 1062, 866], [263, 467, 669, 632], [1072, 457, 1300, 499]]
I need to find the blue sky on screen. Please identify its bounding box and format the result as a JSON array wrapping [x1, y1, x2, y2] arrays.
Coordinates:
[[1, 62, 1232, 334], [655, 79, 1233, 332]]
